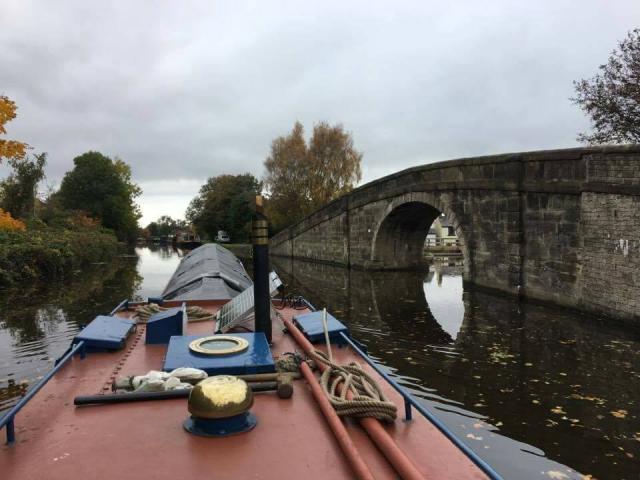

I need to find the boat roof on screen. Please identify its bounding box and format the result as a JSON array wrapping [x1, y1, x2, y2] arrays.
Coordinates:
[[161, 244, 252, 301]]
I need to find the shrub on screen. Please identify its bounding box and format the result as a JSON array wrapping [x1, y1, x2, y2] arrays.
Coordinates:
[[0, 209, 26, 231]]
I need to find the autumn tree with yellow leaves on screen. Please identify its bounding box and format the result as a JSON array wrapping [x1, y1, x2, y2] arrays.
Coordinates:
[[264, 121, 362, 232], [0, 96, 29, 162]]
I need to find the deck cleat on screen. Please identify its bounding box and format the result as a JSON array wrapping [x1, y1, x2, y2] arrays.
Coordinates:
[[183, 375, 257, 437]]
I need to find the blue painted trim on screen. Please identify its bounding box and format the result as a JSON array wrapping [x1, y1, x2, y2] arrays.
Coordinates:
[[300, 296, 503, 480], [0, 340, 86, 445], [110, 299, 129, 316]]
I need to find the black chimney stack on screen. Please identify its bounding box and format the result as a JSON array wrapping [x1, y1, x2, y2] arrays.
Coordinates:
[[252, 195, 271, 343]]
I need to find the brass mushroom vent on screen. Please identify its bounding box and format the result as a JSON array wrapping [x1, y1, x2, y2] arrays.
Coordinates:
[[184, 376, 257, 437]]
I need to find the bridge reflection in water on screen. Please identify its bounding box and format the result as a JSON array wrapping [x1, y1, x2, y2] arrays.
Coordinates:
[[271, 256, 640, 480]]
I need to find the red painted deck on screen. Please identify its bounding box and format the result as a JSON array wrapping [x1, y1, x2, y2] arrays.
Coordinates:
[[1, 302, 486, 480]]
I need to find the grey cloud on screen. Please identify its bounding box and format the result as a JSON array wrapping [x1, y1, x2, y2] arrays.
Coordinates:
[[1, 0, 639, 223]]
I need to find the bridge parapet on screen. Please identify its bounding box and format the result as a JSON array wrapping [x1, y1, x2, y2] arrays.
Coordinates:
[[270, 145, 640, 324]]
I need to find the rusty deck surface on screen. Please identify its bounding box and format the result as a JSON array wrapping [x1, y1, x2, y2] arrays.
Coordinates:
[[1, 302, 486, 480]]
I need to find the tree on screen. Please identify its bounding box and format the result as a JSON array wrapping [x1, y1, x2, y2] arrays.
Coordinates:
[[572, 28, 640, 144], [308, 122, 363, 205], [0, 96, 29, 162], [0, 152, 46, 219], [263, 121, 362, 231], [58, 151, 141, 242], [186, 174, 261, 242], [144, 216, 187, 237]]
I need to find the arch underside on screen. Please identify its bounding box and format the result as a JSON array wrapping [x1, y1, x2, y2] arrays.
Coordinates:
[[372, 202, 441, 269]]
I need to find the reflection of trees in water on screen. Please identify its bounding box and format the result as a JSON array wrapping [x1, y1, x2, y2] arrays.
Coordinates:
[[0, 254, 142, 414], [0, 257, 142, 343], [452, 289, 640, 479], [144, 244, 189, 259], [270, 256, 640, 480], [271, 257, 453, 345]]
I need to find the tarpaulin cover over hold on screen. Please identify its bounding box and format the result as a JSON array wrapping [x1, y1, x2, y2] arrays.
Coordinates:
[[161, 244, 252, 302]]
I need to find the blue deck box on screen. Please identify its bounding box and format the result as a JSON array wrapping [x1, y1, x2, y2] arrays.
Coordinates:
[[163, 333, 276, 376], [73, 315, 135, 352], [293, 311, 349, 345], [146, 307, 186, 344]]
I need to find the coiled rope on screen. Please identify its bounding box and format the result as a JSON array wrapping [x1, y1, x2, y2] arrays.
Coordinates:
[[310, 349, 397, 423], [274, 294, 308, 310], [134, 304, 215, 323]]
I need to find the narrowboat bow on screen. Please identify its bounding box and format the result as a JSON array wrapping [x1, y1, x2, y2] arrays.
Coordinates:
[[1, 243, 501, 480]]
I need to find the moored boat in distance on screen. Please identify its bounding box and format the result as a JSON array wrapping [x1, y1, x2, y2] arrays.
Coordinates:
[[174, 229, 203, 249], [0, 242, 500, 480]]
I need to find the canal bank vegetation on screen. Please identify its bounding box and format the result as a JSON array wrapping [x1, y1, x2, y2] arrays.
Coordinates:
[[0, 96, 141, 287], [0, 218, 119, 287]]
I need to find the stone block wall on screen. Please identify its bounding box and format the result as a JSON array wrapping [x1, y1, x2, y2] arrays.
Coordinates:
[[270, 145, 640, 323]]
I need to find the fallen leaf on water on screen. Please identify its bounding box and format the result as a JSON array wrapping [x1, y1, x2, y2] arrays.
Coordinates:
[[532, 400, 540, 404], [551, 406, 566, 415], [495, 421, 503, 427], [570, 394, 604, 403], [610, 409, 627, 419], [545, 471, 569, 479], [524, 362, 533, 367]]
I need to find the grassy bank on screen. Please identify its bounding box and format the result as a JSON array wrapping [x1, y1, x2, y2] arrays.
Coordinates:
[[0, 225, 120, 287]]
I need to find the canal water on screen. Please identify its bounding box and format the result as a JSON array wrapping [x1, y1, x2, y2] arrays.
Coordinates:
[[1, 247, 638, 479]]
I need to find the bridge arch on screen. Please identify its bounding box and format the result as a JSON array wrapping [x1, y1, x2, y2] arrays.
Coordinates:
[[370, 192, 471, 277], [270, 146, 640, 323]]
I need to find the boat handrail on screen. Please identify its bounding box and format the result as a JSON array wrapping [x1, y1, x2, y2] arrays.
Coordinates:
[[300, 298, 503, 480], [110, 298, 130, 315], [0, 340, 86, 445]]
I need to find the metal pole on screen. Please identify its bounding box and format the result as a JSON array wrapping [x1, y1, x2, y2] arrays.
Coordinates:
[[252, 195, 271, 343]]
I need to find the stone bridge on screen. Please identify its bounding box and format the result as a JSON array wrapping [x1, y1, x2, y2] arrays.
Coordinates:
[[270, 145, 640, 323]]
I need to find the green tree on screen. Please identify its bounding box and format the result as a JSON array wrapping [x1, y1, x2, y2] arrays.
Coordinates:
[[263, 121, 362, 231], [186, 174, 260, 242], [58, 151, 141, 242], [144, 216, 186, 237], [572, 28, 640, 144], [145, 221, 159, 238], [1, 152, 46, 219]]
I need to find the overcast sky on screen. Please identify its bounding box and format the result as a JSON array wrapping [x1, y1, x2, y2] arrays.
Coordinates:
[[1, 1, 638, 224]]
